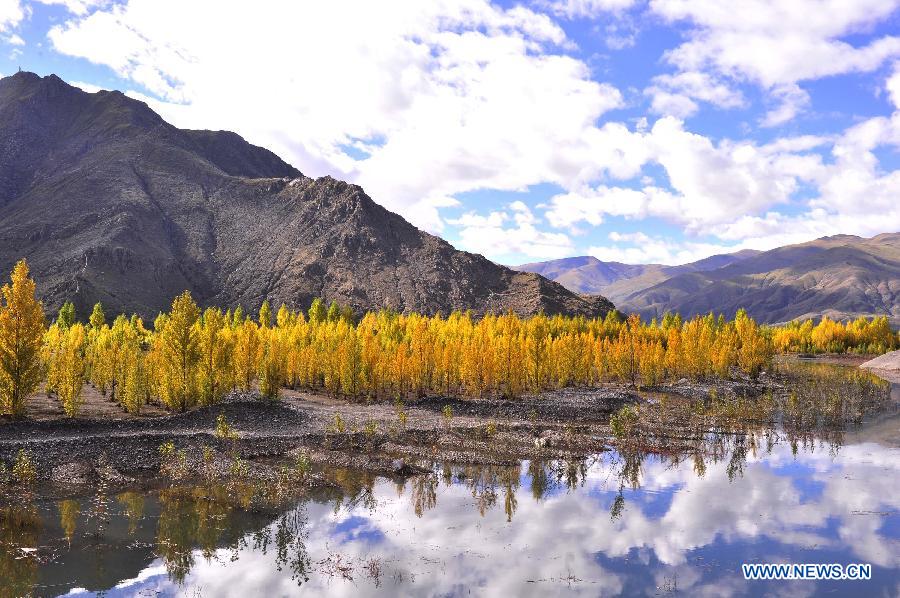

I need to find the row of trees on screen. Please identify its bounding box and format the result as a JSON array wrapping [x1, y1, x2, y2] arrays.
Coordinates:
[[768, 316, 897, 354], [1, 258, 896, 417]]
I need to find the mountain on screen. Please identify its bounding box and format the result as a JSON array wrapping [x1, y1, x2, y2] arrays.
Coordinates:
[[0, 72, 613, 320], [521, 236, 900, 324], [619, 234, 900, 324], [518, 250, 759, 304]]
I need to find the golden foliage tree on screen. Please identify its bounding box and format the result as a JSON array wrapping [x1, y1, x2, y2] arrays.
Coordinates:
[[0, 260, 46, 416], [53, 323, 87, 416], [196, 308, 232, 406], [154, 291, 201, 411]]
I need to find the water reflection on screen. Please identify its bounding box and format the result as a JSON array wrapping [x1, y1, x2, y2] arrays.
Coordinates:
[[3, 432, 895, 596], [1, 369, 897, 597]]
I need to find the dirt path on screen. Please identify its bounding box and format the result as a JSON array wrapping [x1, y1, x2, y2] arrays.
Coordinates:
[[15, 384, 169, 422]]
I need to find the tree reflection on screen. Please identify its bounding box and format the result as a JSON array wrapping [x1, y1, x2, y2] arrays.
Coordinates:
[[57, 499, 80, 544], [0, 502, 41, 598], [154, 484, 311, 587], [411, 473, 438, 518], [116, 491, 145, 535]]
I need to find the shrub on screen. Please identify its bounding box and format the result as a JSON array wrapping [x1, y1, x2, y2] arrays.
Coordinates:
[[11, 449, 36, 487], [442, 405, 453, 431], [610, 405, 639, 440], [215, 413, 237, 440]]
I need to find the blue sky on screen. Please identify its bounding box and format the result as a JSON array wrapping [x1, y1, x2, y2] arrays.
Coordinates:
[[2, 0, 900, 265]]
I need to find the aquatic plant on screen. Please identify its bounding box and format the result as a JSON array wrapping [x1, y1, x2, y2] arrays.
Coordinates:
[[215, 413, 237, 440], [610, 405, 638, 440], [327, 413, 347, 434], [11, 449, 36, 487], [442, 405, 453, 431], [158, 441, 189, 482]]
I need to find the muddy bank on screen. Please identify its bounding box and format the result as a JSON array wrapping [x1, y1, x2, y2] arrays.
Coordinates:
[[860, 350, 900, 383], [0, 385, 636, 493], [0, 358, 889, 495]]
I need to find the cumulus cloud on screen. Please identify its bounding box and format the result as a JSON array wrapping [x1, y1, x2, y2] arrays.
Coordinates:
[[589, 231, 745, 264], [34, 0, 110, 16], [38, 0, 900, 264], [545, 116, 814, 234], [645, 71, 744, 118], [760, 83, 811, 127], [542, 92, 900, 264], [886, 62, 900, 109], [544, 0, 639, 18], [652, 0, 900, 86], [0, 0, 25, 34], [449, 201, 574, 260], [650, 0, 900, 123], [46, 0, 623, 232]]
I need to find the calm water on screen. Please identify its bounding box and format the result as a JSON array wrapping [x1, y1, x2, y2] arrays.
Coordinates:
[[4, 379, 899, 597]]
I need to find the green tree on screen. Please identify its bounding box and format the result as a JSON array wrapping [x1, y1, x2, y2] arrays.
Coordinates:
[[89, 302, 106, 329], [232, 306, 244, 328], [326, 301, 341, 323], [259, 300, 272, 329], [308, 298, 326, 324], [57, 301, 76, 329]]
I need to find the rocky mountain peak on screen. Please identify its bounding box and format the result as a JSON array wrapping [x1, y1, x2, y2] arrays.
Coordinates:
[[0, 72, 613, 320]]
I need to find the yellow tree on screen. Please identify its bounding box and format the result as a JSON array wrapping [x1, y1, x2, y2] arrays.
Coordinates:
[[735, 310, 771, 378], [42, 323, 63, 397], [495, 313, 525, 398], [639, 340, 665, 387], [55, 323, 87, 417], [337, 323, 362, 396], [525, 315, 550, 392], [195, 308, 232, 405], [0, 260, 46, 416], [120, 346, 147, 415], [233, 318, 260, 391], [113, 318, 146, 414], [258, 323, 287, 400], [156, 291, 201, 411], [259, 300, 272, 329]]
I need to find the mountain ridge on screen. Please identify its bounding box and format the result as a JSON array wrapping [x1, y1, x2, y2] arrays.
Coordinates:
[[518, 249, 760, 301], [0, 72, 613, 320], [518, 234, 900, 324]]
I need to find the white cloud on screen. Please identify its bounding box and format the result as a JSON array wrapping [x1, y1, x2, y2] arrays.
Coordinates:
[[650, 0, 900, 123], [652, 0, 900, 87], [887, 62, 900, 109], [47, 0, 623, 232], [70, 79, 104, 93], [811, 109, 900, 222], [544, 0, 639, 18], [0, 0, 25, 34], [38, 0, 900, 264], [589, 232, 745, 264], [545, 116, 813, 233], [34, 0, 109, 16], [760, 83, 811, 127], [547, 66, 900, 264], [449, 201, 574, 260], [645, 71, 744, 118]]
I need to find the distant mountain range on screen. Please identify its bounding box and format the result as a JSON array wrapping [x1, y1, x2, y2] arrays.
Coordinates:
[[0, 72, 612, 319], [518, 234, 900, 324]]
